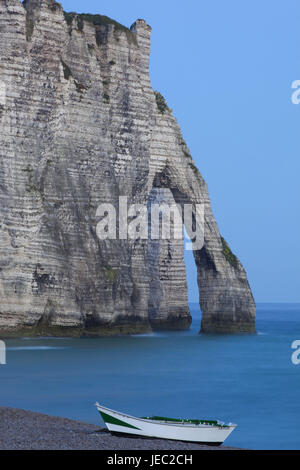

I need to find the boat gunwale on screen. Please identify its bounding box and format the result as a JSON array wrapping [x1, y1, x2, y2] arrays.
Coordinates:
[[95, 403, 236, 429]]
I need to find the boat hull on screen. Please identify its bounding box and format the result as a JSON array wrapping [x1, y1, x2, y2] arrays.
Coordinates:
[[110, 431, 223, 446], [96, 404, 236, 444]]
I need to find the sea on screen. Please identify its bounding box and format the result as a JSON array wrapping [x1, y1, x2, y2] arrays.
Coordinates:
[[0, 303, 299, 450]]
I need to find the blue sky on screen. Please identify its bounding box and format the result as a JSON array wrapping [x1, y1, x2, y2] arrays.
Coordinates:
[[60, 0, 300, 303]]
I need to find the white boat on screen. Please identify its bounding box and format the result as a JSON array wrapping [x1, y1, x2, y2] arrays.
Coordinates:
[[95, 403, 237, 445]]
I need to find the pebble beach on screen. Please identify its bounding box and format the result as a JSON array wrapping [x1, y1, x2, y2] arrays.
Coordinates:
[[0, 407, 240, 450]]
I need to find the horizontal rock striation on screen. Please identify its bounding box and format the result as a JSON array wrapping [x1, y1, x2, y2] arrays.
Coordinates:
[[0, 0, 255, 336]]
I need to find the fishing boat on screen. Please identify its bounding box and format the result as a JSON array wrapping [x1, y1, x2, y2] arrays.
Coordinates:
[[95, 403, 237, 445]]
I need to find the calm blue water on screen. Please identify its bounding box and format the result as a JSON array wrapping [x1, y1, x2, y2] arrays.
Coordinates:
[[0, 303, 299, 449]]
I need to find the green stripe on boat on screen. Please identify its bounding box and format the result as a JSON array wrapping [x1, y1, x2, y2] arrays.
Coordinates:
[[99, 411, 141, 430], [141, 416, 227, 427]]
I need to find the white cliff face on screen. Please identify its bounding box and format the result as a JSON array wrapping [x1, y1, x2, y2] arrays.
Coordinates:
[[0, 0, 255, 336]]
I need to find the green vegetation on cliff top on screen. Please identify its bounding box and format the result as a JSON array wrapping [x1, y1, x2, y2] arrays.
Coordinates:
[[63, 11, 137, 45]]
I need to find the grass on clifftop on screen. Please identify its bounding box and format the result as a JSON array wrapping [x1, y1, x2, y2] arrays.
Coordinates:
[[63, 11, 137, 46], [221, 237, 238, 268]]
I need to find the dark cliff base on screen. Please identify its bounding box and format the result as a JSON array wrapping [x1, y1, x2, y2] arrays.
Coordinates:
[[0, 323, 152, 339], [201, 318, 256, 334], [0, 314, 257, 338], [0, 407, 241, 450], [0, 316, 192, 338]]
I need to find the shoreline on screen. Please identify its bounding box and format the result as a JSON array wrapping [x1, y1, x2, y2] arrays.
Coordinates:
[[0, 407, 241, 450]]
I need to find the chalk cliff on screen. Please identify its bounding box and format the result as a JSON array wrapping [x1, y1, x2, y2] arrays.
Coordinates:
[[0, 0, 256, 336]]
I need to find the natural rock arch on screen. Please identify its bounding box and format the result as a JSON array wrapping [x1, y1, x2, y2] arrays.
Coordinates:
[[0, 1, 255, 336]]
